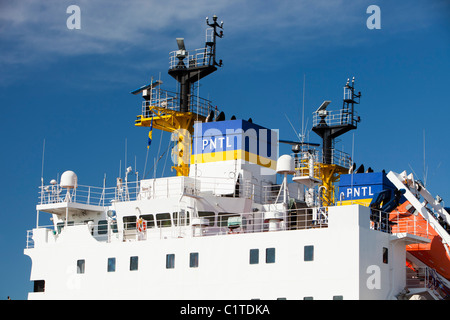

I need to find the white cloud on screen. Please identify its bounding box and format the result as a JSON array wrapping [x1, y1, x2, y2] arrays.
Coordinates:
[[0, 0, 233, 59], [0, 0, 446, 78]]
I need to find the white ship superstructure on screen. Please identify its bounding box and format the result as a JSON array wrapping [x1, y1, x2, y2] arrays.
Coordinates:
[[24, 15, 450, 300]]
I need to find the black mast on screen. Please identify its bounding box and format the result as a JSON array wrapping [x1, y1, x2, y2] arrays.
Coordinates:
[[312, 77, 361, 164], [168, 15, 223, 113]]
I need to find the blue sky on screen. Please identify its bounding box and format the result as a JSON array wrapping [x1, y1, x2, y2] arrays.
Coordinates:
[[1, 0, 449, 299]]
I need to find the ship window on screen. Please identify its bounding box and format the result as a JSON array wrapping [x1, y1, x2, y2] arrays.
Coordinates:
[[303, 296, 314, 300], [77, 259, 85, 274], [140, 214, 155, 228], [108, 258, 116, 272], [190, 252, 199, 268], [333, 295, 344, 300], [56, 221, 74, 233], [156, 213, 172, 228], [111, 221, 118, 233], [249, 249, 259, 264], [174, 210, 189, 227], [266, 248, 275, 264], [130, 256, 138, 271], [33, 280, 45, 293], [166, 254, 175, 269], [218, 212, 239, 227], [173, 212, 179, 226], [198, 211, 215, 226], [98, 220, 108, 235], [383, 247, 388, 264], [304, 245, 314, 262], [124, 216, 136, 230], [173, 211, 185, 226]]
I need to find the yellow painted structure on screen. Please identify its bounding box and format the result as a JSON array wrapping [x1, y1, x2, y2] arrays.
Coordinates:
[[135, 105, 204, 177], [295, 158, 348, 207]]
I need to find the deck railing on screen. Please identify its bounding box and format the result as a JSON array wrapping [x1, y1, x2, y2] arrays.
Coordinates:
[[26, 230, 35, 249], [39, 177, 302, 208], [38, 183, 140, 206], [28, 204, 436, 250], [292, 146, 352, 182], [368, 207, 432, 240], [140, 88, 215, 118], [313, 109, 359, 128], [26, 208, 329, 248], [405, 267, 450, 299], [169, 47, 213, 70]]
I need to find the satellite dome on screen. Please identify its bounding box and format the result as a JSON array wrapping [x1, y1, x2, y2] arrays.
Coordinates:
[[60, 170, 78, 189], [276, 155, 295, 174]]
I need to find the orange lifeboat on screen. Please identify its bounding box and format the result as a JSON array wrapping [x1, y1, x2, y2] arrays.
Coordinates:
[[390, 201, 450, 280]]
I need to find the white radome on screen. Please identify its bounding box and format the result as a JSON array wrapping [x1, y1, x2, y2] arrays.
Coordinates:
[[276, 155, 295, 174], [60, 170, 78, 189]]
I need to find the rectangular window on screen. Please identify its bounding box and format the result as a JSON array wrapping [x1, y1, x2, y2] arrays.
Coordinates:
[[166, 254, 175, 269], [190, 252, 199, 268], [173, 212, 179, 226], [303, 296, 314, 300], [107, 257, 116, 272], [57, 221, 74, 234], [156, 213, 172, 228], [198, 211, 215, 227], [111, 221, 118, 233], [179, 210, 189, 226], [249, 249, 259, 264], [304, 245, 314, 262], [333, 295, 344, 300], [130, 256, 138, 271], [98, 220, 108, 235], [33, 280, 45, 293], [218, 212, 239, 227], [77, 259, 85, 274], [383, 247, 388, 264], [266, 248, 275, 264], [124, 216, 136, 230], [140, 214, 155, 229]]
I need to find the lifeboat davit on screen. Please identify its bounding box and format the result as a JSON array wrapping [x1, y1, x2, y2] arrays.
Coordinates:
[[390, 201, 450, 280]]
